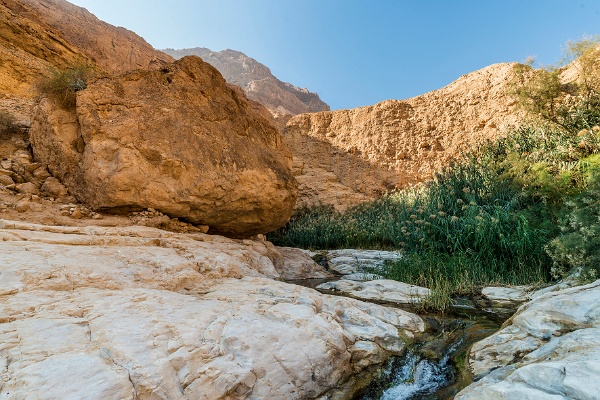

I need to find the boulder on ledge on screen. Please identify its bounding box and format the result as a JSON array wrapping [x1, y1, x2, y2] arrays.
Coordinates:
[[30, 56, 298, 237]]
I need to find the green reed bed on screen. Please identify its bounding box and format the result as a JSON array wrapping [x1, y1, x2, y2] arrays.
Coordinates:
[[269, 118, 600, 311]]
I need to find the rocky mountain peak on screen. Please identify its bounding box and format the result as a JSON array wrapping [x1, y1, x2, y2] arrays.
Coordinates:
[[162, 47, 330, 129]]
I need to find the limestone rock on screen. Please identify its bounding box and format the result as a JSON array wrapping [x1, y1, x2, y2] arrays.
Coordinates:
[[457, 279, 600, 399], [30, 56, 298, 237], [15, 182, 39, 195], [0, 175, 14, 187], [162, 48, 330, 130], [317, 279, 431, 305], [285, 63, 526, 210], [0, 219, 425, 399], [0, 0, 172, 101], [272, 247, 333, 280], [319, 249, 404, 275], [481, 285, 533, 306]]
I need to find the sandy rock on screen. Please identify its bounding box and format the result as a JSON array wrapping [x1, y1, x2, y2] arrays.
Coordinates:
[[284, 63, 526, 210], [0, 219, 424, 399], [31, 56, 298, 237], [457, 280, 600, 399], [317, 279, 431, 305], [41, 177, 68, 198], [15, 182, 39, 195], [320, 249, 404, 275], [14, 197, 30, 212], [32, 166, 52, 182], [0, 175, 14, 187], [18, 0, 173, 75]]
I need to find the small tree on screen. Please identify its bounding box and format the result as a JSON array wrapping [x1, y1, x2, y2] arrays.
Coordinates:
[[512, 36, 600, 132]]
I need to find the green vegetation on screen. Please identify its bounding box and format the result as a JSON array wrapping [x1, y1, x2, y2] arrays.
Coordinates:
[[0, 110, 18, 137], [36, 63, 94, 109], [269, 38, 600, 311]]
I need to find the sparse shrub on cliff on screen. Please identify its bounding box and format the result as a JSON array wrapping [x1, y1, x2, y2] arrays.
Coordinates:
[[0, 110, 18, 137], [512, 35, 600, 132], [36, 63, 94, 109]]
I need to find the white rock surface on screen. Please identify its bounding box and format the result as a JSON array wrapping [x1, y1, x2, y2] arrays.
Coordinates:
[[320, 249, 403, 275], [317, 279, 431, 305], [0, 219, 424, 400], [481, 285, 533, 305], [457, 279, 600, 399]]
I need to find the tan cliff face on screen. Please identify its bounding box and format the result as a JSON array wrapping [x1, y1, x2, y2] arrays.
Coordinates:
[[284, 62, 526, 211], [162, 47, 330, 130], [0, 0, 173, 121]]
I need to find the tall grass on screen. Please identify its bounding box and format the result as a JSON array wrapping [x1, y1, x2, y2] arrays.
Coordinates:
[[269, 117, 600, 311]]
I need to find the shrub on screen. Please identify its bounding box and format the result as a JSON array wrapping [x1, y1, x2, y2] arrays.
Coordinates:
[[36, 63, 94, 109], [546, 169, 600, 281], [0, 110, 18, 136], [512, 35, 600, 132]]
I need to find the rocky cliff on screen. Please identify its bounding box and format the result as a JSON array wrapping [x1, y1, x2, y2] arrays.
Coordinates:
[[0, 0, 172, 121], [163, 47, 330, 130], [284, 63, 526, 210]]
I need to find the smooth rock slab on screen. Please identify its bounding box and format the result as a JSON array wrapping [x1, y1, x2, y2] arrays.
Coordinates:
[[457, 279, 600, 399], [317, 279, 431, 305], [0, 219, 424, 400]]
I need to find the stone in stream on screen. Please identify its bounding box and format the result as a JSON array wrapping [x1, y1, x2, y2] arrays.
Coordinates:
[[317, 279, 431, 305], [318, 249, 404, 275], [481, 285, 533, 306], [456, 279, 600, 399]]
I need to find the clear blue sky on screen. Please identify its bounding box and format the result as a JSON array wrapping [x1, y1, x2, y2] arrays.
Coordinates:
[[69, 0, 600, 111]]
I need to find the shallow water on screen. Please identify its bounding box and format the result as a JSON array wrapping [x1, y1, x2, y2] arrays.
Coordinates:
[[287, 277, 513, 400]]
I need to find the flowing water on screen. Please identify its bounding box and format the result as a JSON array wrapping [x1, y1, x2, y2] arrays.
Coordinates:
[[354, 304, 509, 400], [287, 278, 513, 399]]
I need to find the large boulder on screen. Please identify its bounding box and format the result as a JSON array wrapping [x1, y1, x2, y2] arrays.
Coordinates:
[[30, 56, 298, 237]]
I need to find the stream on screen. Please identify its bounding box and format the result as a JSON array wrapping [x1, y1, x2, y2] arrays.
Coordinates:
[[288, 278, 515, 399]]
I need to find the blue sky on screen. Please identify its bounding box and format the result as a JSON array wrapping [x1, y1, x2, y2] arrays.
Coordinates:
[[69, 0, 600, 110]]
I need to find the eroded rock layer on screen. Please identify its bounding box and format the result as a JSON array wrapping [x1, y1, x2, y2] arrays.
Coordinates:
[[285, 63, 524, 210], [30, 56, 298, 237]]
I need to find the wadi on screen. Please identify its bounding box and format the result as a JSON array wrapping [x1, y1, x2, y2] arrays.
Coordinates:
[[1, 1, 599, 399]]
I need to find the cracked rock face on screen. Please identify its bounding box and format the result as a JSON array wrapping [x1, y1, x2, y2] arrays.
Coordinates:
[[284, 63, 525, 211], [30, 56, 298, 237], [456, 280, 600, 399], [0, 220, 425, 399]]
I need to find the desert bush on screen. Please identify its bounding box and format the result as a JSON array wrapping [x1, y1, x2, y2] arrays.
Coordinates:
[[0, 110, 18, 136], [36, 63, 94, 109], [546, 169, 600, 281], [512, 35, 600, 132]]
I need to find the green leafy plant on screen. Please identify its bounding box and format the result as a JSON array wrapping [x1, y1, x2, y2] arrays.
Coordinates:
[[546, 169, 600, 281], [512, 35, 600, 132], [36, 63, 94, 109]]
